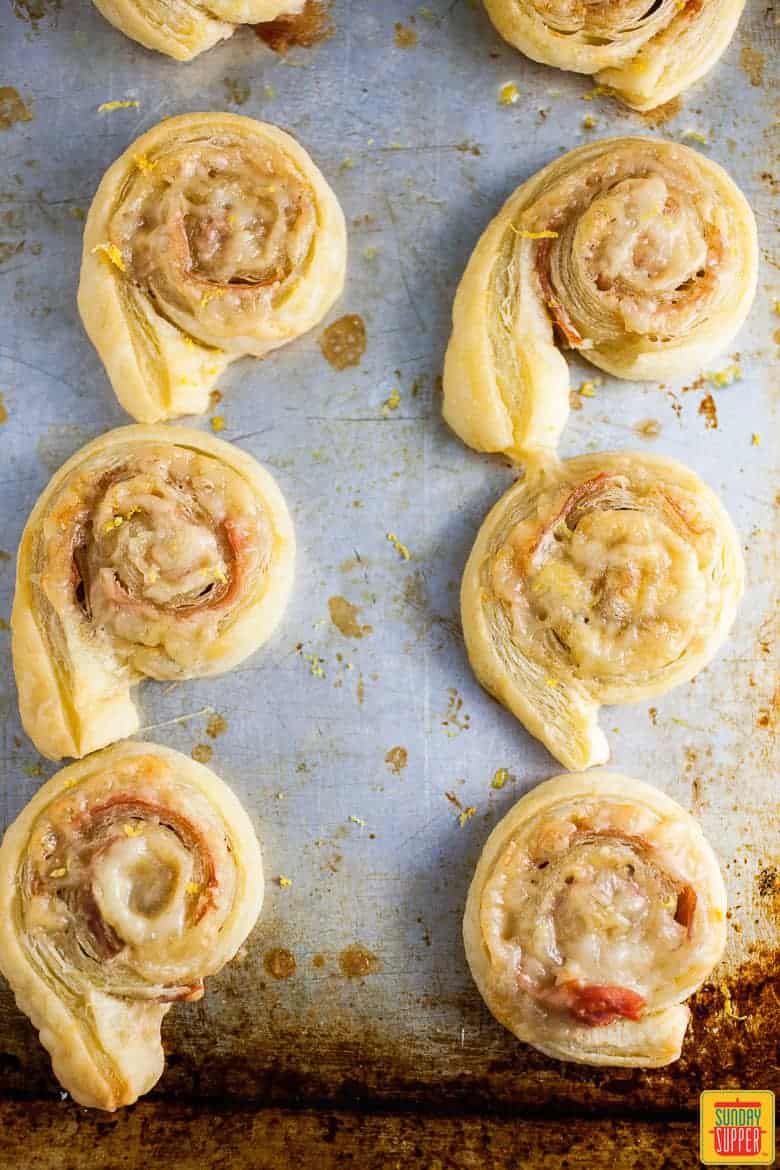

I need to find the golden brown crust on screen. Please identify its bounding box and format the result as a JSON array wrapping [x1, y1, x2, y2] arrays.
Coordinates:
[[78, 113, 346, 422], [461, 452, 743, 770], [12, 424, 295, 760], [484, 0, 745, 111], [464, 771, 727, 1066], [443, 138, 757, 460], [0, 742, 263, 1109]]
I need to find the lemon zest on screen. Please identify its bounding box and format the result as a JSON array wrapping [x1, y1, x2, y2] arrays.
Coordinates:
[[98, 99, 139, 113], [387, 532, 411, 561], [92, 242, 126, 273]]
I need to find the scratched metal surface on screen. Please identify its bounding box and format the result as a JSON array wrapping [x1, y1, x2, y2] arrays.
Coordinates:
[[0, 0, 777, 1118]]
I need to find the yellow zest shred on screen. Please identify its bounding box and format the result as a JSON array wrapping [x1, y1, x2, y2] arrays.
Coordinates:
[[582, 115, 596, 130], [104, 515, 124, 534], [582, 86, 607, 102], [751, 433, 761, 446], [133, 153, 157, 174], [303, 653, 325, 678], [211, 415, 225, 432], [200, 288, 226, 309], [491, 768, 510, 790], [578, 379, 600, 397], [277, 875, 292, 888], [348, 815, 366, 827], [458, 806, 477, 828], [92, 242, 126, 273], [50, 867, 67, 878], [98, 99, 139, 113], [498, 82, 520, 106], [386, 532, 411, 561], [704, 364, 742, 387], [122, 823, 143, 838], [382, 388, 401, 416], [513, 228, 559, 240], [681, 130, 708, 145]]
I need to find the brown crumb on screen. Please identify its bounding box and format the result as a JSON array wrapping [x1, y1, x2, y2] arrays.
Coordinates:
[[634, 418, 661, 440], [637, 96, 682, 127], [255, 1, 333, 53], [698, 393, 718, 429], [394, 21, 417, 48], [191, 743, 213, 764]]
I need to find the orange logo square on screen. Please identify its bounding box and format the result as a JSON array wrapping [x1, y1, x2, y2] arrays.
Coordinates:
[[700, 1090, 775, 1165]]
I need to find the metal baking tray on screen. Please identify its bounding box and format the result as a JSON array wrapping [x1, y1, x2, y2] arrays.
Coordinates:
[[0, 0, 777, 1134]]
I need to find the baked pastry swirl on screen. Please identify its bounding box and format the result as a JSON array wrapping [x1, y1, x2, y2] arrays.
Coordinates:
[[443, 138, 757, 459], [12, 425, 294, 761], [461, 452, 743, 770], [0, 742, 263, 1110], [92, 0, 306, 61], [483, 0, 746, 111], [464, 771, 727, 1066], [79, 113, 347, 422]]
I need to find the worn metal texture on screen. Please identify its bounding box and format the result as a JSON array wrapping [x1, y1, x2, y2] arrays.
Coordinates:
[[0, 1100, 705, 1170], [0, 0, 777, 1133]]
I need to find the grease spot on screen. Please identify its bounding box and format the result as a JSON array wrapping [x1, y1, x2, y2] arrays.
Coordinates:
[[339, 944, 380, 979], [634, 418, 661, 440], [206, 713, 228, 738], [394, 21, 417, 48], [739, 46, 764, 87], [264, 948, 296, 980], [0, 394, 7, 425], [328, 595, 372, 638], [384, 746, 408, 775], [191, 743, 213, 764], [0, 88, 33, 131], [319, 314, 366, 370], [12, 0, 61, 28], [223, 79, 250, 106]]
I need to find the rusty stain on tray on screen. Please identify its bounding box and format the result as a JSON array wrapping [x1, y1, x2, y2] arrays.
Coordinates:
[[384, 746, 408, 775], [0, 88, 32, 131]]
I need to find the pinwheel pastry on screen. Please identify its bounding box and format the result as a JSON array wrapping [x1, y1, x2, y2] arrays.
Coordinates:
[[483, 0, 745, 111], [12, 425, 294, 761], [464, 771, 727, 1066], [91, 0, 308, 61], [0, 741, 263, 1110], [79, 112, 347, 422], [461, 451, 743, 771], [443, 137, 757, 460]]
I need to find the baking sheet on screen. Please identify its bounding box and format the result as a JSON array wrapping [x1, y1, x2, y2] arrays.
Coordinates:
[[0, 0, 777, 1115]]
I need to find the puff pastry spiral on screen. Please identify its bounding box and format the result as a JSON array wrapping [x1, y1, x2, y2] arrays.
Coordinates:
[[443, 138, 757, 460], [464, 772, 726, 1066], [12, 425, 294, 761], [483, 0, 745, 111], [92, 0, 306, 61], [0, 742, 263, 1110], [79, 113, 347, 422], [461, 452, 743, 771]]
